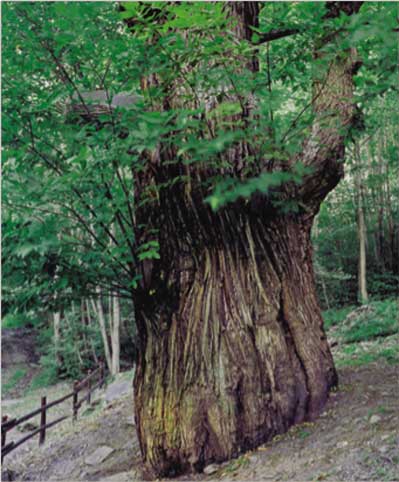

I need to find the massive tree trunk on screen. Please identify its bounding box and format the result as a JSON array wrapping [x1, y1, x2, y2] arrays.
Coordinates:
[[128, 2, 362, 477], [135, 212, 337, 476]]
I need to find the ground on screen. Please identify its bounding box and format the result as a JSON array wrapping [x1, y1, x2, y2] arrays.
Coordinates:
[[2, 303, 399, 482]]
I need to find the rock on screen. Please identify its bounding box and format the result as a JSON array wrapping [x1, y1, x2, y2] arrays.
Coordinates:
[[344, 305, 375, 325], [379, 445, 389, 454], [104, 380, 131, 403], [370, 415, 382, 425], [336, 441, 349, 449], [203, 463, 220, 475], [248, 455, 259, 464], [381, 434, 390, 441], [85, 446, 115, 466]]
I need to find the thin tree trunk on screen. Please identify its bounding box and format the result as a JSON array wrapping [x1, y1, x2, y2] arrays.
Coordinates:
[[53, 311, 62, 367], [366, 144, 382, 269], [377, 136, 385, 268], [322, 279, 330, 310], [109, 223, 121, 375], [111, 293, 121, 375], [382, 132, 395, 272], [86, 299, 99, 364], [354, 141, 368, 304], [80, 299, 91, 360], [312, 216, 330, 310], [66, 310, 84, 367], [90, 291, 113, 373]]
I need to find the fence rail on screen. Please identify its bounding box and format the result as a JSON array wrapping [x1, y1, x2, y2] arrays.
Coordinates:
[[1, 362, 106, 461]]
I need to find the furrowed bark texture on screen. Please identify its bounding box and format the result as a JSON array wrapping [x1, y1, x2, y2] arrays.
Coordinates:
[[127, 2, 362, 477], [134, 211, 337, 477]]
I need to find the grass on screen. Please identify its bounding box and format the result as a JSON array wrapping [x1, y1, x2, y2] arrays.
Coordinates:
[[297, 429, 311, 439], [2, 368, 28, 394], [29, 366, 58, 390], [343, 301, 398, 342], [290, 422, 314, 438], [360, 447, 399, 482], [221, 454, 250, 475], [368, 405, 389, 417], [323, 305, 354, 329], [335, 340, 399, 368], [325, 298, 398, 342], [325, 298, 399, 368], [2, 313, 29, 329]]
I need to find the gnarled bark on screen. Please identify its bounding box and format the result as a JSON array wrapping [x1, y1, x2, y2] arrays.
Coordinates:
[[134, 211, 337, 477]]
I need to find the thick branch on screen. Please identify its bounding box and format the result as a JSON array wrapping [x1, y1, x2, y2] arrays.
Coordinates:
[[297, 2, 364, 213], [255, 28, 300, 44]]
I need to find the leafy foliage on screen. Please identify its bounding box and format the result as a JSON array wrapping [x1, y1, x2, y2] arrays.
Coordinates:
[[1, 2, 397, 383]]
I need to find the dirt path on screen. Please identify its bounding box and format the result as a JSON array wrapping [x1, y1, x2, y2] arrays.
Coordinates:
[[191, 363, 398, 482], [3, 361, 398, 482]]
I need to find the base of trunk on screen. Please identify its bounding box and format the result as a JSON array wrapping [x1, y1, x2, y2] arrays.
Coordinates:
[[134, 217, 337, 478]]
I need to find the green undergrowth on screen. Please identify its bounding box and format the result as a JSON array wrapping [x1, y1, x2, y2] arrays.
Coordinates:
[[324, 298, 398, 342], [324, 305, 354, 330], [29, 366, 59, 391], [2, 312, 40, 329], [344, 299, 398, 343], [325, 298, 399, 368], [2, 368, 28, 395], [335, 339, 399, 368]]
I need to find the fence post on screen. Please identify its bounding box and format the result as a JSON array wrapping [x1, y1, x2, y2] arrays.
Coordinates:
[[87, 370, 92, 405], [2, 415, 8, 460], [39, 396, 46, 445], [73, 380, 79, 422]]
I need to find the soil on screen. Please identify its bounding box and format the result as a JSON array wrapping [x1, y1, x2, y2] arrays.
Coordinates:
[[2, 360, 398, 482]]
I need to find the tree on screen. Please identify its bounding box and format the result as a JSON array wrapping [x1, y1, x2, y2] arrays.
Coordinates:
[[3, 1, 397, 477], [313, 91, 399, 308], [2, 2, 139, 378], [123, 2, 362, 476], [354, 140, 369, 303]]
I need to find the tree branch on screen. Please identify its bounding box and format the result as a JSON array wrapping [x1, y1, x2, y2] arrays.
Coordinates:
[[255, 28, 300, 45]]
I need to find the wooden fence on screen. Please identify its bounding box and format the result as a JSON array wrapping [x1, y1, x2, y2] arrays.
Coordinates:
[[1, 362, 106, 461]]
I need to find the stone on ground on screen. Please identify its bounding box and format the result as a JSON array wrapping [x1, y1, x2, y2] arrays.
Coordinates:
[[203, 463, 220, 475], [369, 414, 382, 424], [85, 446, 115, 466]]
